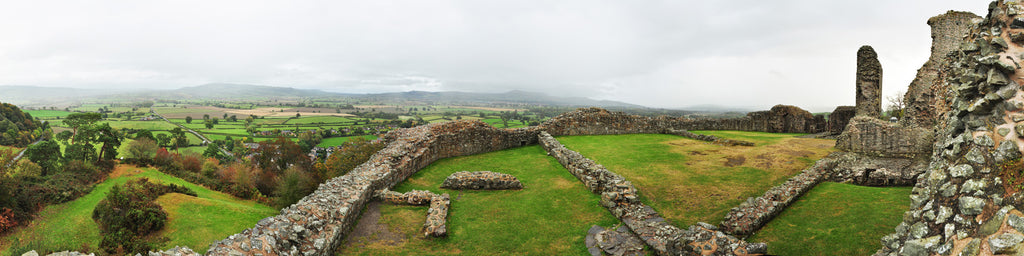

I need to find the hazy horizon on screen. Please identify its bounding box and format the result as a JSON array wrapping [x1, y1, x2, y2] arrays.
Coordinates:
[[0, 1, 990, 111]]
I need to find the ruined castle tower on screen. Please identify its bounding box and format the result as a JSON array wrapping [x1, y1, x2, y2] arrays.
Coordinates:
[[902, 11, 982, 127], [856, 45, 883, 117]]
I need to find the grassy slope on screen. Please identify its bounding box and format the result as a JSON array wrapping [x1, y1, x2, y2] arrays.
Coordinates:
[[337, 145, 619, 255], [1, 166, 276, 255], [749, 182, 911, 255], [556, 132, 835, 227]]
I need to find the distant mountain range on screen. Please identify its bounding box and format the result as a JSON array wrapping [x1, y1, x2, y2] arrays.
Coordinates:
[[0, 83, 644, 109]]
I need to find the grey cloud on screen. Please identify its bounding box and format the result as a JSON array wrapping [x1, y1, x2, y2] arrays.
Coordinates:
[[0, 0, 991, 111]]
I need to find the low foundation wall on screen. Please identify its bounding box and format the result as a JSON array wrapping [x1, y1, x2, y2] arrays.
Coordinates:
[[538, 131, 766, 255], [718, 156, 839, 237]]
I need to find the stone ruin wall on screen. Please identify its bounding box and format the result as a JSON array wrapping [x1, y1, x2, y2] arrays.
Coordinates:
[[903, 11, 984, 128], [827, 106, 856, 135], [876, 1, 1024, 255], [543, 105, 825, 137], [836, 116, 935, 159], [206, 121, 541, 255], [719, 157, 839, 238], [198, 104, 829, 255], [538, 131, 766, 255], [857, 45, 884, 118]]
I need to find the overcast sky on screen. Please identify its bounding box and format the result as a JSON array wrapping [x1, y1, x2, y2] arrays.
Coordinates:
[[0, 1, 991, 111]]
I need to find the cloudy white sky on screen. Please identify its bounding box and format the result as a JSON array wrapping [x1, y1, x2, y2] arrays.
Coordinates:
[[0, 1, 991, 111]]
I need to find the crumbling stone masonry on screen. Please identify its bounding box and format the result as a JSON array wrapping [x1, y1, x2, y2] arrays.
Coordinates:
[[857, 45, 883, 117], [376, 189, 435, 205], [902, 11, 982, 128], [375, 189, 451, 237], [835, 116, 935, 158], [827, 106, 856, 135], [440, 171, 524, 190], [824, 152, 929, 186], [539, 131, 766, 255], [423, 194, 450, 237], [719, 156, 839, 238], [875, 1, 1024, 254], [586, 225, 646, 256], [676, 105, 827, 134], [202, 105, 834, 255], [542, 105, 826, 136], [207, 121, 540, 255]]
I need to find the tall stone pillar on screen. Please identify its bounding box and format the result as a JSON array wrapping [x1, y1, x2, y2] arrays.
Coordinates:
[[856, 45, 882, 117]]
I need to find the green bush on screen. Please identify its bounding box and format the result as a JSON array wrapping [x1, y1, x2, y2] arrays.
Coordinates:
[[91, 178, 196, 254]]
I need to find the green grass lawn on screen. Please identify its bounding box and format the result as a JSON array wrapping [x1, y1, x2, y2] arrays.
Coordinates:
[[316, 135, 379, 147], [104, 120, 180, 131], [556, 133, 835, 227], [0, 166, 276, 255], [748, 182, 911, 255], [24, 110, 74, 118], [479, 118, 529, 128], [337, 145, 620, 255], [287, 116, 353, 124]]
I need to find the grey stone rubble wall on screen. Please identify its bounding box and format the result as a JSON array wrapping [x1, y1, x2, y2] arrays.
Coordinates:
[[423, 194, 450, 237], [718, 155, 839, 238], [207, 120, 541, 255], [856, 45, 883, 118], [827, 106, 856, 135], [676, 105, 826, 134], [376, 189, 435, 205], [374, 189, 450, 237], [876, 1, 1024, 254], [20, 247, 201, 256], [903, 11, 982, 128], [541, 105, 825, 136], [665, 129, 754, 146], [538, 131, 766, 255], [440, 171, 524, 190], [824, 152, 929, 186], [836, 116, 935, 158]]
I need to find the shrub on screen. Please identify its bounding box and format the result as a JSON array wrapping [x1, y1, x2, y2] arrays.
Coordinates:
[[0, 207, 16, 234], [176, 152, 203, 174], [274, 166, 314, 208], [91, 178, 196, 254], [154, 148, 174, 167], [124, 138, 159, 166]]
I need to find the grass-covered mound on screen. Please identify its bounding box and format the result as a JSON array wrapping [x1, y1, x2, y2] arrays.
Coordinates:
[[556, 132, 835, 227], [748, 182, 911, 255], [0, 165, 277, 255], [337, 145, 620, 255]]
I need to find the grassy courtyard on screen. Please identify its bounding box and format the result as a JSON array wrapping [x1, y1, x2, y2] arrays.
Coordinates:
[[336, 145, 620, 255], [749, 182, 911, 255], [556, 132, 835, 227]]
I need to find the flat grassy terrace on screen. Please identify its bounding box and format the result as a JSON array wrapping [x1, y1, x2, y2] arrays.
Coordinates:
[[0, 166, 277, 255], [749, 182, 911, 255], [337, 145, 620, 255], [556, 132, 835, 227]]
